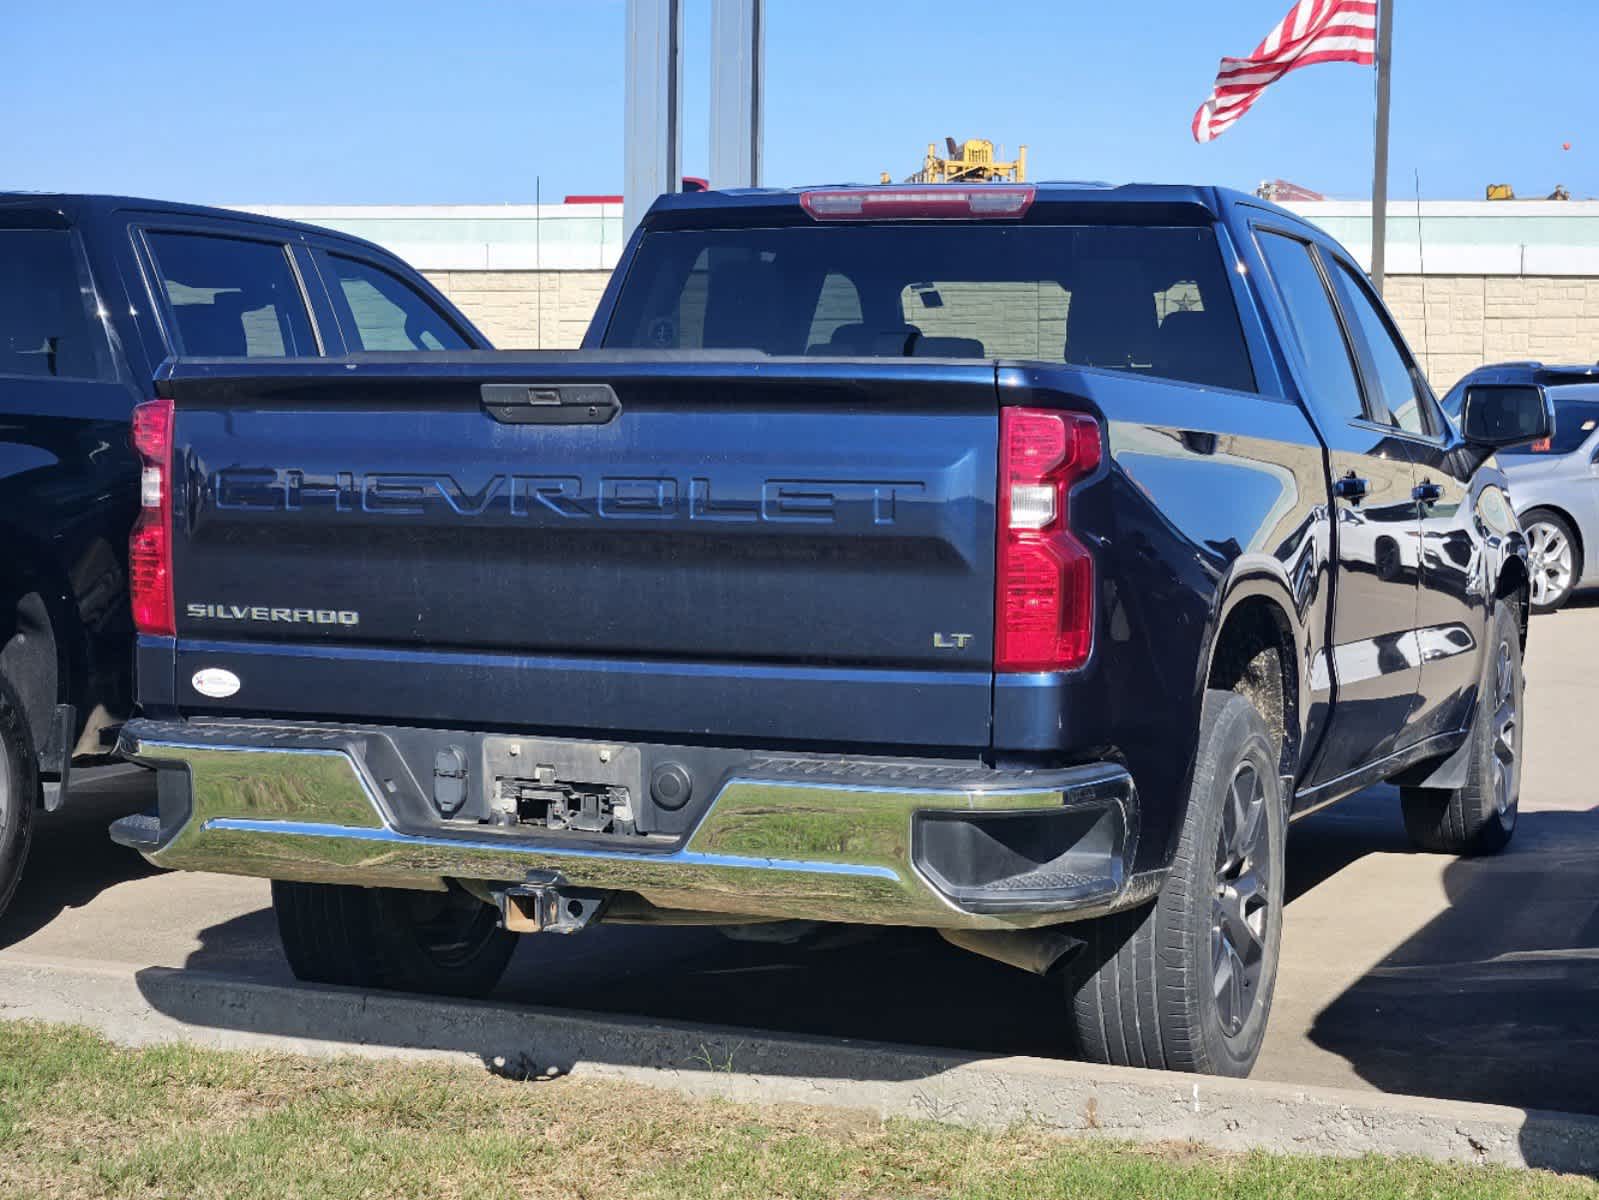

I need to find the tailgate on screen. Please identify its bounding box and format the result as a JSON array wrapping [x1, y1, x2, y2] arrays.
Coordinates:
[[160, 356, 999, 750]]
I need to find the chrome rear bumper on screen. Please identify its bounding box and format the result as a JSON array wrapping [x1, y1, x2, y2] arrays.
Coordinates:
[[114, 719, 1138, 931]]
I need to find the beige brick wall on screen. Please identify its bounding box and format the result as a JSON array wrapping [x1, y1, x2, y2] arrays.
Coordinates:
[[423, 270, 612, 350], [1384, 275, 1599, 390], [430, 269, 1599, 394]]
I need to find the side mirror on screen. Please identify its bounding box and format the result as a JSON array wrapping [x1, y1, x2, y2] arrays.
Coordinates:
[[1460, 383, 1553, 450]]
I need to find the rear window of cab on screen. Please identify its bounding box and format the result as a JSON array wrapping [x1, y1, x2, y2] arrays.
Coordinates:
[[603, 223, 1257, 394]]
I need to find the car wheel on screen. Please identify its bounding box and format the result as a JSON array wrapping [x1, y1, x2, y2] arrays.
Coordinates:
[[272, 880, 517, 998], [1065, 690, 1285, 1077], [0, 669, 38, 923], [1522, 509, 1580, 613], [1400, 601, 1522, 856]]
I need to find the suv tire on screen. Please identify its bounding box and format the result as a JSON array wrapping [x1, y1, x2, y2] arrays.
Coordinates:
[[1066, 690, 1285, 1077], [272, 880, 517, 998], [0, 669, 37, 923], [1401, 601, 1523, 856]]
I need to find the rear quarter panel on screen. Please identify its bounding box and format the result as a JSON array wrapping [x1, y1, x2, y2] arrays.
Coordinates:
[[996, 363, 1330, 876]]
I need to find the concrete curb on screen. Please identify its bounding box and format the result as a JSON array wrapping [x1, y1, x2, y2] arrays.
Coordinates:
[[0, 954, 1594, 1175]]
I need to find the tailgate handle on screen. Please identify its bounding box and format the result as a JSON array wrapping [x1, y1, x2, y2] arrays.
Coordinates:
[[481, 383, 620, 425]]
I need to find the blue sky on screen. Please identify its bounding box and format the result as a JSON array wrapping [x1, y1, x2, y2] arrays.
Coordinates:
[[3, 0, 1592, 204]]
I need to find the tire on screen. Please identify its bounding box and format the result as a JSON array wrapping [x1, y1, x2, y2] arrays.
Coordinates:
[[1522, 509, 1580, 613], [1400, 602, 1522, 856], [272, 880, 516, 998], [1066, 690, 1285, 1077], [0, 669, 38, 923]]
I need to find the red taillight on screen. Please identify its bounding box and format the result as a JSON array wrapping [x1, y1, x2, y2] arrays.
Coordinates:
[[995, 408, 1101, 673], [800, 185, 1035, 221], [130, 398, 175, 636]]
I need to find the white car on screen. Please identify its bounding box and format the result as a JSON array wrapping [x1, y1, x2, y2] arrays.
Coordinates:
[[1445, 364, 1599, 612]]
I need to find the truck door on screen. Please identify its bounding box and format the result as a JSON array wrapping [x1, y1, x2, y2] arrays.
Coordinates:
[[1253, 229, 1421, 791], [1322, 256, 1481, 745], [0, 205, 142, 753]]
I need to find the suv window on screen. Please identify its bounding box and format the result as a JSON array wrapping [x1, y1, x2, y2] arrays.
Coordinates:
[[1326, 259, 1432, 437], [0, 228, 109, 380], [1500, 387, 1599, 456], [1256, 231, 1363, 424], [604, 224, 1256, 392], [147, 232, 316, 357], [324, 254, 470, 351]]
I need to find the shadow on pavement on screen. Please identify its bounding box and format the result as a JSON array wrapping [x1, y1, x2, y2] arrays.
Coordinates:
[[1308, 801, 1599, 1124], [1283, 783, 1412, 904], [0, 766, 158, 950], [137, 794, 1410, 1079], [121, 778, 1598, 1163], [164, 907, 1064, 1061]]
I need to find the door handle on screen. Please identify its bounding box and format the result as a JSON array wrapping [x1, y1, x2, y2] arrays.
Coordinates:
[[1333, 474, 1369, 501], [1412, 481, 1443, 504]]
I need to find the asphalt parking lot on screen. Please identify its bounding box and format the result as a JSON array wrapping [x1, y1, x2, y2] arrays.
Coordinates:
[[4, 603, 1597, 1116]]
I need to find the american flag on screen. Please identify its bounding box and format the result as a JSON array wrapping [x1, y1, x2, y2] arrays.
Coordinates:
[[1192, 0, 1379, 143]]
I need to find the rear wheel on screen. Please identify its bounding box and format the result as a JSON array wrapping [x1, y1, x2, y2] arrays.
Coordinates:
[[0, 669, 38, 923], [272, 880, 516, 998], [1066, 690, 1285, 1076], [1523, 509, 1579, 613], [1401, 601, 1522, 856]]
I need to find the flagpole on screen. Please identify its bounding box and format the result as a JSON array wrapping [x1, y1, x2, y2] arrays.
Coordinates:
[[1370, 0, 1395, 293]]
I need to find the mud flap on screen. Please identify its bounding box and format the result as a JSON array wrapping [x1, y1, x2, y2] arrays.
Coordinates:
[[38, 703, 75, 812], [1398, 728, 1473, 792]]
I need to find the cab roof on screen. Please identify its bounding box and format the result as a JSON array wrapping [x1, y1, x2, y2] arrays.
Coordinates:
[[642, 182, 1303, 233], [0, 191, 399, 261]]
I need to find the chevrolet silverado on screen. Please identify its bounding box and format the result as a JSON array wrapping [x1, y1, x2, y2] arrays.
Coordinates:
[[112, 183, 1550, 1076]]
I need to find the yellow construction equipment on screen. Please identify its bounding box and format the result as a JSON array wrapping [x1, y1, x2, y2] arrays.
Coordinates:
[[1485, 183, 1571, 201], [881, 137, 1027, 185]]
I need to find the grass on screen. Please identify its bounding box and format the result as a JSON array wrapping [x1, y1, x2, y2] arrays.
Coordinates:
[[0, 1019, 1592, 1200]]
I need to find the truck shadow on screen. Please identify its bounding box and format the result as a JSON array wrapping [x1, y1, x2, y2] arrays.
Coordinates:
[[139, 792, 1405, 1073], [153, 911, 1066, 1066], [0, 767, 158, 950], [1305, 800, 1599, 1119], [127, 784, 1598, 1170]]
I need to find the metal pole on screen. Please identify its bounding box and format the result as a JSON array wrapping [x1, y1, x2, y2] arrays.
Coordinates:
[[624, 0, 683, 239], [535, 175, 542, 349], [1370, 0, 1394, 293], [710, 0, 765, 189]]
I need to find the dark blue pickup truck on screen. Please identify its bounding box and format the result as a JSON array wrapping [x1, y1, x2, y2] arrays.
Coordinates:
[[0, 192, 486, 918], [112, 183, 1550, 1077]]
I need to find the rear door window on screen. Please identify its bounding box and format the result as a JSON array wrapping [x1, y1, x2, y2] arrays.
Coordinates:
[[0, 227, 111, 380], [146, 231, 317, 357], [604, 223, 1256, 392], [1255, 231, 1365, 426], [1325, 258, 1435, 437], [321, 253, 471, 351]]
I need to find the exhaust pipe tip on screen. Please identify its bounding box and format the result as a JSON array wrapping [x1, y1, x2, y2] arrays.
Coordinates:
[[938, 926, 1084, 976]]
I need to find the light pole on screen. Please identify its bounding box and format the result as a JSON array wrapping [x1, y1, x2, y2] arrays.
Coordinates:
[[623, 0, 683, 239], [710, 0, 765, 191]]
